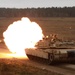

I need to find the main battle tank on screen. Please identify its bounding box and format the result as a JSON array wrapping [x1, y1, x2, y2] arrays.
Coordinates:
[[25, 34, 75, 64]]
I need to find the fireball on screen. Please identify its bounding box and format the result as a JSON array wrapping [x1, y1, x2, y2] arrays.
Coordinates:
[[3, 17, 44, 58]]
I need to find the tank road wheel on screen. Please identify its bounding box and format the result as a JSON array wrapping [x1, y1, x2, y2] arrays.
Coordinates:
[[48, 53, 54, 65]]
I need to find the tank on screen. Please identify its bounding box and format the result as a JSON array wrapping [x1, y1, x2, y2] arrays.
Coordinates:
[[25, 34, 75, 64]]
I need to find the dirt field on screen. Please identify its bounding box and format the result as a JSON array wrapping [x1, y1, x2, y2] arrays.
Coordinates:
[[0, 58, 63, 75], [0, 17, 75, 40], [0, 17, 75, 75]]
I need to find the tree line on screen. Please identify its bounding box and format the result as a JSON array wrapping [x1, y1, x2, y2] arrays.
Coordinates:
[[0, 7, 75, 17]]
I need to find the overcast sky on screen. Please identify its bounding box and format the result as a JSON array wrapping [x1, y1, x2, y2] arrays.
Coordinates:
[[0, 0, 75, 8]]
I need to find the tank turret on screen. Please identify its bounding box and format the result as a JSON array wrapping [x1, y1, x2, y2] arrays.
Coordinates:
[[35, 34, 75, 49]]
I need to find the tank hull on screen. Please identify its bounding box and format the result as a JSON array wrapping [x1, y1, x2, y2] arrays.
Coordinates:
[[25, 48, 75, 64]]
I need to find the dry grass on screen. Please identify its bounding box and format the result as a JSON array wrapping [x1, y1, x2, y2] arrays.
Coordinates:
[[0, 17, 75, 40], [32, 17, 75, 40], [0, 58, 62, 75]]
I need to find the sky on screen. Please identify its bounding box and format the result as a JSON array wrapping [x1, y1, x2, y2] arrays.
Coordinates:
[[0, 0, 75, 8]]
